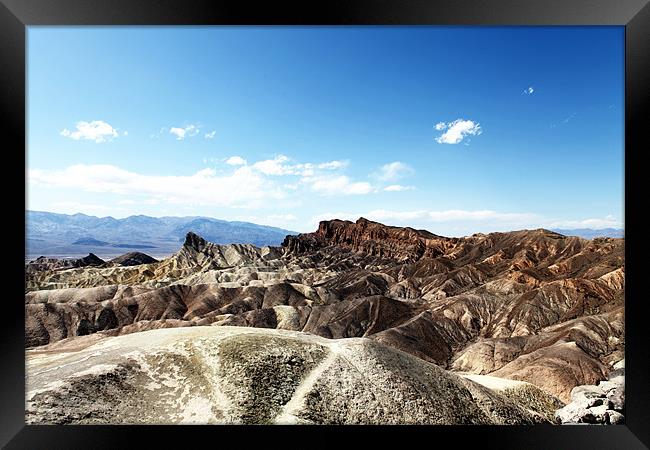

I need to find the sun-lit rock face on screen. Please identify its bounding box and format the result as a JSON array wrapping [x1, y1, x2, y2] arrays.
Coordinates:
[[25, 218, 624, 409]]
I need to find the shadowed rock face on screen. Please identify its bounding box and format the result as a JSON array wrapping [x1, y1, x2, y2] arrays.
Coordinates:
[[105, 252, 158, 267], [25, 326, 555, 425], [25, 218, 624, 409]]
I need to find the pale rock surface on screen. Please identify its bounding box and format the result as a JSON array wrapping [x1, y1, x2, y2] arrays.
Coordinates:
[[554, 360, 624, 424], [26, 326, 552, 425]]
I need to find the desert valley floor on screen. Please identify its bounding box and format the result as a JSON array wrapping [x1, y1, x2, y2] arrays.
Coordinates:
[[24, 218, 625, 424]]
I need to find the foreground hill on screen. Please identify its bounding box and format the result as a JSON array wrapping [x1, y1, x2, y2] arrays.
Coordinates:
[[25, 217, 624, 418], [26, 326, 558, 424], [26, 210, 298, 257]]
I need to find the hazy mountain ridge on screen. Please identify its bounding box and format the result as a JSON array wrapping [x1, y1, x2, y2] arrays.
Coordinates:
[[550, 228, 623, 239], [26, 210, 298, 258]]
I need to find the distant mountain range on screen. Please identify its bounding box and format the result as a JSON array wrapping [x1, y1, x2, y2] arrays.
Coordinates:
[[26, 211, 299, 259], [25, 210, 623, 259], [550, 228, 623, 239]]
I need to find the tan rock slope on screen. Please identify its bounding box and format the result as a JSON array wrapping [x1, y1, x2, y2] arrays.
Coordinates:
[[25, 218, 624, 407]]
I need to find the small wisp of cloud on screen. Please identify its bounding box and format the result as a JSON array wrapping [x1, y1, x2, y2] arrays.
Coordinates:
[[383, 185, 415, 192], [377, 161, 414, 182], [149, 127, 166, 139], [562, 112, 577, 124], [225, 156, 247, 166], [204, 130, 216, 139], [523, 86, 534, 95], [170, 124, 200, 140], [551, 112, 578, 129]]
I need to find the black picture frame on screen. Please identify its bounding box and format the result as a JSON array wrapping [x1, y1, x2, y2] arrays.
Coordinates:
[[2, 0, 648, 448]]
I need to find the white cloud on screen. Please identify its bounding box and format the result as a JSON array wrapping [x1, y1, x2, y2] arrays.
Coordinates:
[[169, 127, 186, 139], [306, 175, 374, 196], [252, 155, 294, 175], [384, 184, 415, 192], [383, 184, 414, 192], [378, 161, 414, 182], [251, 156, 350, 177], [523, 86, 534, 95], [204, 130, 216, 139], [434, 122, 447, 131], [549, 215, 622, 229], [123, 131, 128, 136], [318, 160, 349, 170], [435, 119, 482, 144], [170, 124, 200, 140], [29, 164, 286, 209], [29, 155, 378, 215], [226, 156, 247, 166], [60, 120, 120, 143]]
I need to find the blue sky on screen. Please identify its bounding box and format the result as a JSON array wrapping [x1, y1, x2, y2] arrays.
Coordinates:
[[27, 26, 624, 235]]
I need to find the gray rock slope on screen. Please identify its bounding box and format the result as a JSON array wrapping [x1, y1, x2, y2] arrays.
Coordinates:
[[26, 326, 556, 425]]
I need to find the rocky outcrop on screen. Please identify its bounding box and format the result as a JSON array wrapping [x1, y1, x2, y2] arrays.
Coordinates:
[[25, 232, 281, 291], [26, 326, 552, 425], [25, 253, 105, 273], [554, 359, 625, 424], [105, 252, 158, 267], [282, 218, 456, 261]]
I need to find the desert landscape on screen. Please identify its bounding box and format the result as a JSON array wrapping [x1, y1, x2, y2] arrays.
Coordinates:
[[25, 26, 624, 427], [24, 218, 625, 425]]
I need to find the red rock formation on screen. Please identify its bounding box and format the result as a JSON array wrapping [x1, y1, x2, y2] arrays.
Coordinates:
[[283, 217, 457, 260]]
